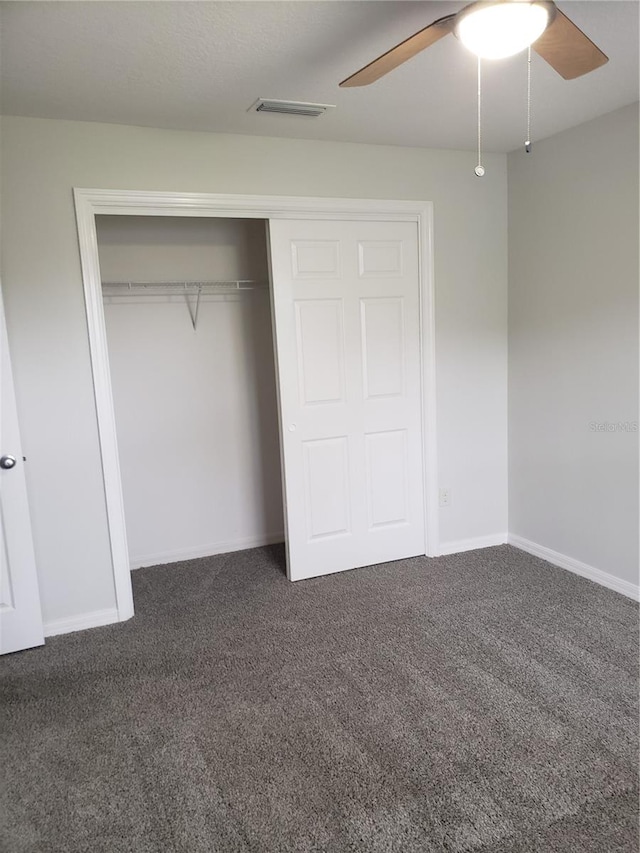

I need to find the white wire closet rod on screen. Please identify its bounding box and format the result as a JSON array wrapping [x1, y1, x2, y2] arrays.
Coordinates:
[[101, 280, 268, 330], [101, 279, 267, 291]]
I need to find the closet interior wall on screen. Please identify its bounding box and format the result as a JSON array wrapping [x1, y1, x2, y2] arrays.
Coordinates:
[[96, 215, 283, 568]]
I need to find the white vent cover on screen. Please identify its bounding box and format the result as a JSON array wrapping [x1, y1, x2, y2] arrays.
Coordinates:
[[249, 99, 335, 118]]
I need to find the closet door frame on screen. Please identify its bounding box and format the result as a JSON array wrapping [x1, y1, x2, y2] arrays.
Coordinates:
[[74, 189, 438, 622]]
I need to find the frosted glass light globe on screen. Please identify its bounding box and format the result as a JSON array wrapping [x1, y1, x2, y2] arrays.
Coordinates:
[[456, 2, 553, 60]]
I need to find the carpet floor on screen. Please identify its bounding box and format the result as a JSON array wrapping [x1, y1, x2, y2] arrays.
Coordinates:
[[1, 545, 638, 853]]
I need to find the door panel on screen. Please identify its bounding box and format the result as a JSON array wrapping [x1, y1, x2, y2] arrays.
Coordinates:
[[303, 436, 351, 539], [0, 286, 44, 654], [295, 300, 346, 405], [365, 429, 409, 528], [269, 219, 425, 581], [361, 297, 406, 399]]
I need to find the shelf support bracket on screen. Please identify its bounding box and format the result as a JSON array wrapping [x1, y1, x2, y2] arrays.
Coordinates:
[[186, 286, 202, 331]]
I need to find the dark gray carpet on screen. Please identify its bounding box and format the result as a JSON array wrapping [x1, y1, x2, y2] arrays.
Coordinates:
[[1, 545, 638, 853]]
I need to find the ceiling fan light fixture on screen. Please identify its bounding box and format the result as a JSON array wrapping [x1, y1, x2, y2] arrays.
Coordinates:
[[455, 1, 555, 60]]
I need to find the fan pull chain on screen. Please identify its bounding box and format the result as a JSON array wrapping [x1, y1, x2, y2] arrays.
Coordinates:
[[475, 56, 485, 177], [525, 46, 532, 153]]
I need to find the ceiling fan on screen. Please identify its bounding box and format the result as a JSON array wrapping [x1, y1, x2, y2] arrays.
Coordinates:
[[340, 1, 608, 87]]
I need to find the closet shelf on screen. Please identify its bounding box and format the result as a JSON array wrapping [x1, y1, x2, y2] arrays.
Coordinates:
[[101, 281, 268, 330], [101, 280, 267, 294]]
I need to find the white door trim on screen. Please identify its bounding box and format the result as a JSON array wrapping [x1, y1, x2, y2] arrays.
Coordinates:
[[73, 189, 438, 623]]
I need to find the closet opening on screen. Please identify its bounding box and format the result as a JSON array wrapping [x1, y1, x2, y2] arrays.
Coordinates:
[[95, 215, 285, 575]]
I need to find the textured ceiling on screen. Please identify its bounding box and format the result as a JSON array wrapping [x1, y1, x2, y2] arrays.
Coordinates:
[[1, 1, 638, 153]]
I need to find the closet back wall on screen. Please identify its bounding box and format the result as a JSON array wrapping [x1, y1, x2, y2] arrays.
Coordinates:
[[96, 216, 283, 567]]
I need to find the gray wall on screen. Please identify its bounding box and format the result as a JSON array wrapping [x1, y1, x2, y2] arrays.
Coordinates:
[[0, 116, 508, 626], [508, 103, 639, 584]]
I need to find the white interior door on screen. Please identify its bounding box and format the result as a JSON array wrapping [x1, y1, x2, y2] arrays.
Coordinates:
[[0, 286, 44, 654], [269, 219, 425, 581]]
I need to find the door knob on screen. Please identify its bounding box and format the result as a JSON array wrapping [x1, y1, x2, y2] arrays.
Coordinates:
[[0, 455, 16, 470]]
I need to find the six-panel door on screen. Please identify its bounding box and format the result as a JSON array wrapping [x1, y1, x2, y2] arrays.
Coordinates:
[[269, 219, 425, 581]]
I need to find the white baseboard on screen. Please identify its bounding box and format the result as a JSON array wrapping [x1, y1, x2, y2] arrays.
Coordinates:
[[439, 533, 508, 556], [44, 607, 120, 637], [508, 534, 639, 601], [129, 531, 285, 570]]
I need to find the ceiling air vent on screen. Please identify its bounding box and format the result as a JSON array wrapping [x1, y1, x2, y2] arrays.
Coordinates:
[[249, 99, 335, 118]]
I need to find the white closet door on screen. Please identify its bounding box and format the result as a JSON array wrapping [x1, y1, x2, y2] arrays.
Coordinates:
[[269, 219, 425, 581], [0, 285, 44, 654]]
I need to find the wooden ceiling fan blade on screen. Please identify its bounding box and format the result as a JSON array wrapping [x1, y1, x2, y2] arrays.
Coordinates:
[[532, 8, 608, 79], [340, 15, 455, 88]]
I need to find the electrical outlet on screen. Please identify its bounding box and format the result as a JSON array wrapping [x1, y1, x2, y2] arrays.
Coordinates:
[[439, 487, 452, 507]]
